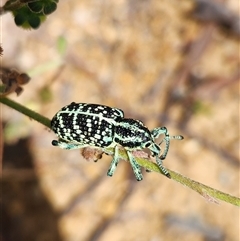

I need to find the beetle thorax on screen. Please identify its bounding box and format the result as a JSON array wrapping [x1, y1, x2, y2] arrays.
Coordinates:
[[113, 118, 154, 150]]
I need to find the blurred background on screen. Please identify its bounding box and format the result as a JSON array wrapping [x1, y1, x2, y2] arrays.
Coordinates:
[[1, 0, 239, 241]]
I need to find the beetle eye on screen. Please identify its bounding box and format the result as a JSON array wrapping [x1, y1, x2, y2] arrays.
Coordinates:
[[145, 142, 151, 148]]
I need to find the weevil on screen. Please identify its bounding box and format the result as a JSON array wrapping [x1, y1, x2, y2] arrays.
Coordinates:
[[51, 102, 183, 181]]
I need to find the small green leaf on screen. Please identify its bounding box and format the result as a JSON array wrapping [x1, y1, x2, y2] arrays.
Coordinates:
[[43, 1, 57, 15], [12, 5, 46, 29], [28, 15, 41, 29], [28, 1, 43, 13], [14, 12, 26, 26]]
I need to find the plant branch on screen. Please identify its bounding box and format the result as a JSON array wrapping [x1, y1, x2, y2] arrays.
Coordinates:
[[1, 97, 239, 207], [0, 97, 51, 128], [105, 147, 240, 207]]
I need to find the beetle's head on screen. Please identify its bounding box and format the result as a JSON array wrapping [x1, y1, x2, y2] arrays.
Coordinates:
[[143, 141, 161, 157]]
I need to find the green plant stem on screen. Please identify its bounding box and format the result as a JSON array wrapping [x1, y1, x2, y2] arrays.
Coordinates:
[[106, 151, 240, 207], [1, 97, 239, 207], [0, 97, 51, 128]]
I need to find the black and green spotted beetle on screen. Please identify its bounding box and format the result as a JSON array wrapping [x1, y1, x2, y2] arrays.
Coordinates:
[[51, 102, 183, 181]]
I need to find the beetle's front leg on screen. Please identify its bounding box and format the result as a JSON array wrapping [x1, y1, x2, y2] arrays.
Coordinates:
[[127, 151, 143, 181], [155, 156, 171, 178], [151, 127, 183, 160], [107, 146, 143, 181], [151, 127, 170, 159], [151, 127, 169, 139]]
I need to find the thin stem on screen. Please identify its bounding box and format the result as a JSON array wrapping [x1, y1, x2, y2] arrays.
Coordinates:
[[139, 157, 240, 206], [1, 96, 239, 207], [0, 97, 51, 128], [106, 147, 240, 207]]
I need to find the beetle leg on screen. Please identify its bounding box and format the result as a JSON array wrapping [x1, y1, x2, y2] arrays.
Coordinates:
[[151, 126, 169, 139], [155, 156, 171, 178], [159, 134, 184, 160], [107, 145, 120, 177], [150, 127, 170, 159], [52, 139, 89, 150], [126, 151, 143, 181], [107, 146, 143, 181], [151, 127, 183, 160]]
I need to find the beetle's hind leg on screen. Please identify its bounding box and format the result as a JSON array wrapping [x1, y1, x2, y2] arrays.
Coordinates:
[[126, 151, 143, 181], [52, 139, 89, 150]]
